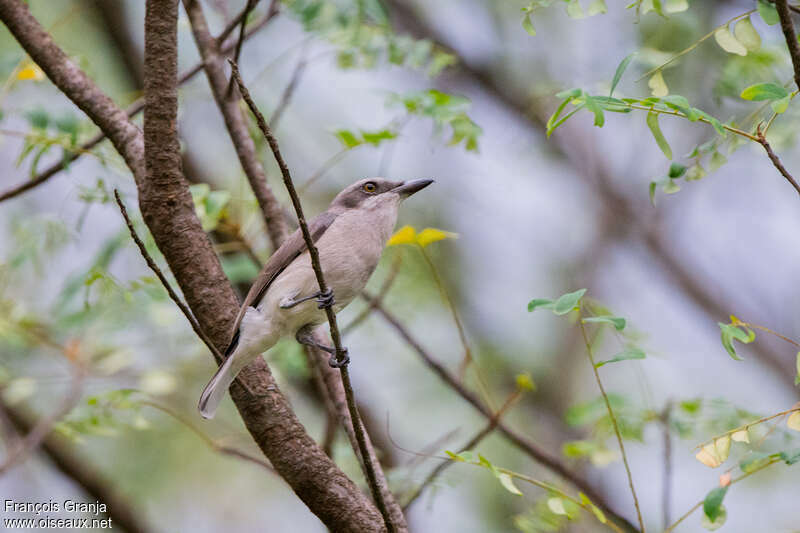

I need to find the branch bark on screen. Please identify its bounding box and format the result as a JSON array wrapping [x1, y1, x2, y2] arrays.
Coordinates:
[[183, 0, 289, 247], [775, 0, 800, 90], [0, 4, 274, 203], [0, 1, 391, 529], [229, 59, 404, 533], [364, 292, 639, 533]]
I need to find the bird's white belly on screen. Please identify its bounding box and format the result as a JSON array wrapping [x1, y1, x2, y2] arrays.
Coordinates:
[[249, 205, 395, 345]]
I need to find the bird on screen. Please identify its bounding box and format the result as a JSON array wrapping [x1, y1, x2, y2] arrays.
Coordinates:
[[198, 177, 434, 418]]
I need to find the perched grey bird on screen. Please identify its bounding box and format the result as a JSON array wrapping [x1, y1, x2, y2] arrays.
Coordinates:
[[199, 177, 434, 418]]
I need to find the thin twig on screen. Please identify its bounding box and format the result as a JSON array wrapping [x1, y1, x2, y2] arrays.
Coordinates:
[[660, 403, 673, 530], [0, 7, 276, 204], [270, 39, 310, 130], [139, 400, 274, 471], [366, 293, 639, 533], [775, 0, 800, 90], [113, 190, 225, 363], [663, 458, 782, 533], [228, 60, 399, 533], [402, 390, 521, 510], [694, 406, 800, 449], [225, 0, 262, 97], [578, 319, 645, 533], [0, 366, 84, 474], [756, 125, 800, 196]]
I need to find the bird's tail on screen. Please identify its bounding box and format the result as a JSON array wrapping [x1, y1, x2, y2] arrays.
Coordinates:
[[198, 337, 248, 419]]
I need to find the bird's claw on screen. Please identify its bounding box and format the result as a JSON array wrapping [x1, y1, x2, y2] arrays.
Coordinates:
[[316, 288, 335, 309], [328, 347, 350, 368]]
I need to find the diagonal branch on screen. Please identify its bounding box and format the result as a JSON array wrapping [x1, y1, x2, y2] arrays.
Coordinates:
[[0, 1, 391, 529], [364, 292, 639, 533], [0, 5, 275, 203], [775, 0, 800, 90], [183, 0, 289, 247], [756, 126, 800, 196], [229, 59, 404, 533]]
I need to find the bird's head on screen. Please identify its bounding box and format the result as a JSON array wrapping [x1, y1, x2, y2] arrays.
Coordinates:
[[331, 177, 434, 210]]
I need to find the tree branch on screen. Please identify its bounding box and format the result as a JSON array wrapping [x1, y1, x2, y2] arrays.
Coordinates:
[[364, 292, 639, 533], [775, 0, 800, 89], [183, 0, 289, 247], [0, 4, 275, 204], [756, 126, 800, 196], [229, 59, 404, 533], [0, 400, 152, 533]]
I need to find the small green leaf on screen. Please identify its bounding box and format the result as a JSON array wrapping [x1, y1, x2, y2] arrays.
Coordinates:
[[740, 83, 789, 102], [668, 162, 687, 178], [565, 0, 584, 19], [334, 129, 362, 149], [795, 352, 800, 386], [733, 17, 761, 51], [646, 111, 672, 159], [779, 448, 800, 464], [595, 347, 646, 367], [582, 315, 626, 330], [528, 298, 554, 312], [701, 504, 727, 531], [553, 288, 587, 315], [686, 164, 707, 181], [498, 473, 523, 495], [714, 27, 747, 56], [583, 94, 605, 127], [610, 53, 635, 97], [547, 497, 567, 515], [709, 151, 728, 171], [771, 95, 791, 114], [649, 181, 658, 206], [522, 13, 536, 35], [718, 323, 755, 361], [739, 452, 772, 473], [445, 450, 473, 462], [648, 71, 668, 97], [703, 486, 728, 523], [588, 0, 607, 15], [757, 0, 780, 25]]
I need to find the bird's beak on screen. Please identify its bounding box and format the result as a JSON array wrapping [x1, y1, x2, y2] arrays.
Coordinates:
[[393, 178, 434, 197]]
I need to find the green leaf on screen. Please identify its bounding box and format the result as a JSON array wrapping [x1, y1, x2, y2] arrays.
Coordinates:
[[588, 0, 607, 15], [757, 0, 780, 25], [668, 162, 687, 178], [649, 181, 658, 206], [739, 452, 772, 473], [522, 13, 536, 35], [718, 323, 755, 361], [565, 0, 584, 19], [703, 486, 728, 522], [795, 352, 800, 386], [25, 108, 49, 130], [714, 27, 747, 56], [646, 111, 672, 159], [771, 95, 791, 114], [595, 347, 646, 367], [734, 17, 761, 52], [445, 450, 473, 462], [334, 129, 362, 149], [553, 288, 587, 315], [701, 504, 727, 531], [709, 151, 728, 171], [610, 53, 635, 97], [583, 94, 605, 127], [686, 164, 707, 181], [527, 298, 555, 312], [663, 95, 699, 121], [582, 315, 626, 330], [361, 129, 397, 146], [648, 71, 668, 97], [740, 82, 789, 102], [498, 473, 523, 495], [779, 448, 800, 464]]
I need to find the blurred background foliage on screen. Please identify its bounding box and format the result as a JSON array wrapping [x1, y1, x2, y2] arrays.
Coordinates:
[[0, 0, 799, 532]]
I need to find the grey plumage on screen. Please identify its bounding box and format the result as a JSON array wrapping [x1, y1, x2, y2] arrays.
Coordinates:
[[199, 177, 433, 418]]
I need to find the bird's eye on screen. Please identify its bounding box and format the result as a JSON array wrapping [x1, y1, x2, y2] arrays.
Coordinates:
[[363, 182, 377, 193]]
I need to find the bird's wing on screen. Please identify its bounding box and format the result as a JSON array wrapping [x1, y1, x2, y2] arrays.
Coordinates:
[[225, 210, 339, 355]]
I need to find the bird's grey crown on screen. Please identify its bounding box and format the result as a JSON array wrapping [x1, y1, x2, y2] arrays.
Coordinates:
[[331, 177, 403, 209]]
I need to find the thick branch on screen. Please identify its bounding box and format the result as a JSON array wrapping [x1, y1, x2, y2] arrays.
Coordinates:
[[183, 0, 289, 247], [775, 0, 800, 89], [229, 59, 403, 533]]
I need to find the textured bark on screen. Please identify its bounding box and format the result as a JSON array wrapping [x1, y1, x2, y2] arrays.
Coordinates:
[[183, 0, 290, 248], [0, 1, 386, 529]]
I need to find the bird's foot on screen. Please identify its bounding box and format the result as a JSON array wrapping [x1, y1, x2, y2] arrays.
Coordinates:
[[316, 288, 335, 309], [328, 347, 350, 368]]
